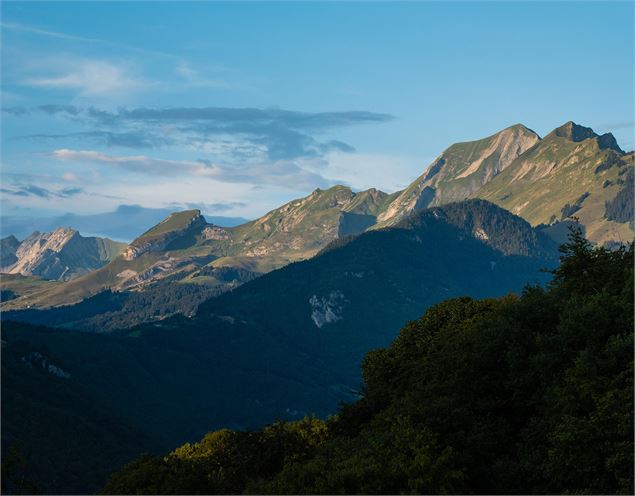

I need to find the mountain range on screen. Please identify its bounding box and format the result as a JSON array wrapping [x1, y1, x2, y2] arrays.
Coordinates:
[[2, 199, 558, 493], [1, 121, 632, 319]]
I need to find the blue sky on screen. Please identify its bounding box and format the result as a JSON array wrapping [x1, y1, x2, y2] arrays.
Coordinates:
[[1, 1, 633, 220]]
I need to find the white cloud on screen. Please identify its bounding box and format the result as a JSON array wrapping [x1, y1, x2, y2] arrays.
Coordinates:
[[24, 59, 149, 97], [51, 149, 200, 175], [50, 148, 333, 190]]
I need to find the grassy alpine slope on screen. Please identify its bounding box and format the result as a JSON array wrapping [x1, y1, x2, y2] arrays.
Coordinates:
[[104, 230, 633, 495]]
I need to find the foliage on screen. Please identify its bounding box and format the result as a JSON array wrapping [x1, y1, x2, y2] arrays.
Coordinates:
[[104, 230, 634, 494], [103, 418, 329, 495]]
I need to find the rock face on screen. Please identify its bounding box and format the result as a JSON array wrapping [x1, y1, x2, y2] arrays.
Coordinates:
[[377, 124, 541, 226], [1, 228, 125, 281]]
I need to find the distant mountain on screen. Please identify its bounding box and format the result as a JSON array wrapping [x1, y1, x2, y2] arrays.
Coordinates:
[[0, 204, 249, 242], [1, 199, 558, 493], [2, 186, 394, 310], [1, 229, 125, 281], [377, 121, 633, 245]]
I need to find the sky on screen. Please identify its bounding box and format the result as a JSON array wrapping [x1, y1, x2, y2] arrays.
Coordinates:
[[1, 1, 634, 221]]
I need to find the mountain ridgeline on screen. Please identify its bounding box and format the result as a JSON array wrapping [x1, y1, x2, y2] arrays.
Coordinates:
[[1, 120, 632, 327], [2, 200, 559, 493], [1, 186, 396, 313], [2, 120, 632, 322]]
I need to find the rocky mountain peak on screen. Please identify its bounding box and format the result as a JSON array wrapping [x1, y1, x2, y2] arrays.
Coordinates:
[[2, 228, 124, 280], [123, 209, 208, 261], [549, 121, 598, 142], [597, 132, 624, 153]]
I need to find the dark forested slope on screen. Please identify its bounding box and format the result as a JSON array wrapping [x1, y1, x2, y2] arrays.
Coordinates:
[[104, 231, 634, 495]]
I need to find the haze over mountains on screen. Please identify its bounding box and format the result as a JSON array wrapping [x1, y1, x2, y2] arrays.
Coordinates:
[[0, 204, 249, 242]]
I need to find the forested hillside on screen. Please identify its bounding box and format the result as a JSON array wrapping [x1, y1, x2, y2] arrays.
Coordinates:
[[104, 230, 634, 495]]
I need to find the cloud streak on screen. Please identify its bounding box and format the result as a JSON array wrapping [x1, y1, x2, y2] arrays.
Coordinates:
[[0, 184, 84, 199], [23, 60, 149, 97], [50, 149, 335, 189], [9, 105, 393, 162]]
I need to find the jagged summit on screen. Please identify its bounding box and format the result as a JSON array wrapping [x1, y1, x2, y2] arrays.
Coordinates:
[[506, 123, 540, 137], [0, 228, 125, 281], [597, 132, 624, 153], [123, 209, 208, 260], [548, 121, 597, 142]]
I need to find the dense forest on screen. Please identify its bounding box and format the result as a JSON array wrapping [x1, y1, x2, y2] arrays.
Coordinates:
[[103, 230, 634, 495]]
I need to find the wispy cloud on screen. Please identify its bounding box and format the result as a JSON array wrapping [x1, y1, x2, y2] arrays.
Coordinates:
[[0, 184, 84, 199], [6, 104, 394, 193], [166, 201, 247, 213], [1, 21, 104, 44], [51, 149, 199, 175], [1, 21, 175, 59], [23, 59, 150, 97], [175, 62, 234, 89], [11, 105, 393, 162], [50, 148, 334, 189]]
